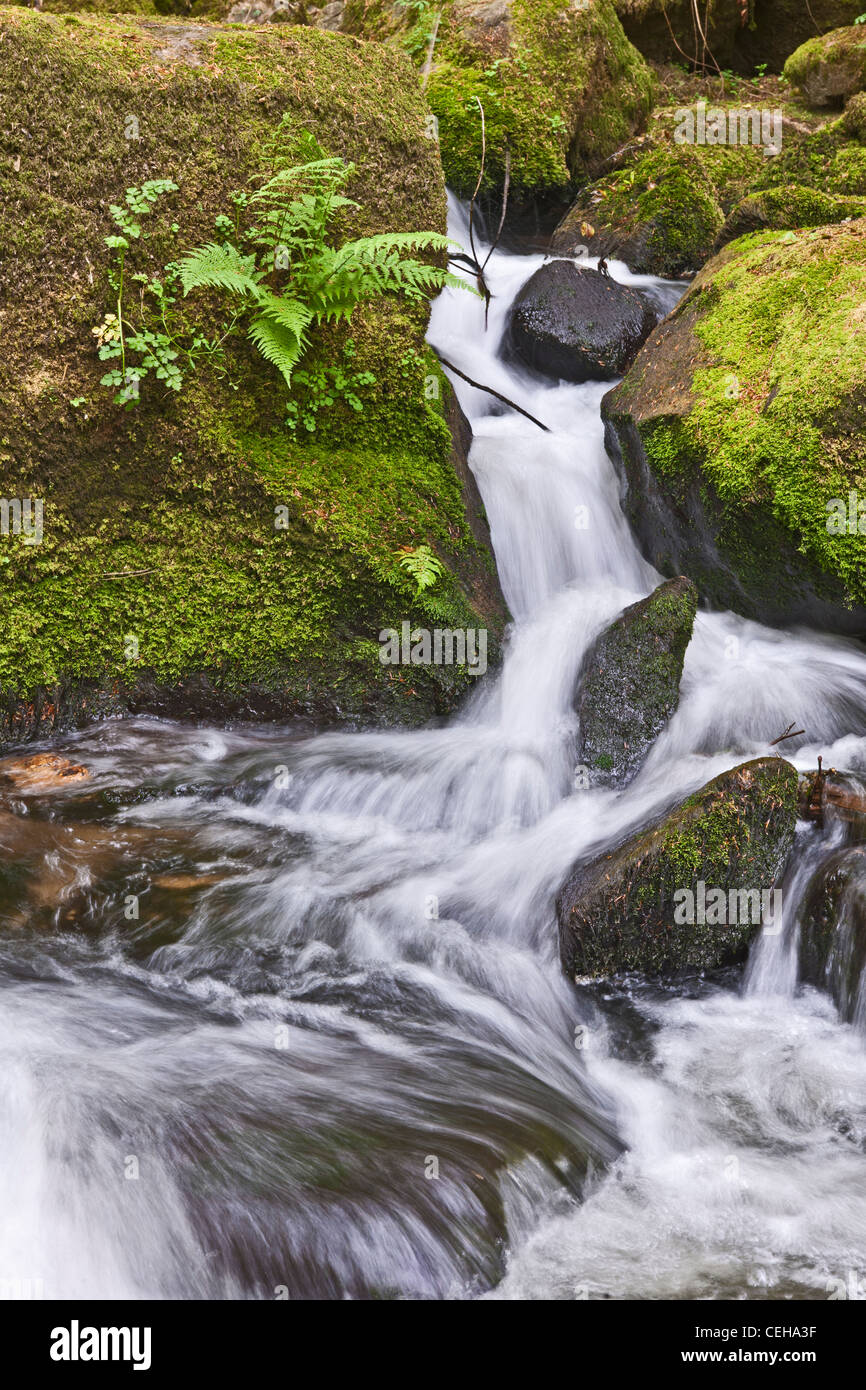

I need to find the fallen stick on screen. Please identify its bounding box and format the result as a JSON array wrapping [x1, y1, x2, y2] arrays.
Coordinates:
[[434, 352, 551, 432]]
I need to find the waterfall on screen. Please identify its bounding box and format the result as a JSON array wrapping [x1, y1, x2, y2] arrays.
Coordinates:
[[2, 195, 866, 1300]]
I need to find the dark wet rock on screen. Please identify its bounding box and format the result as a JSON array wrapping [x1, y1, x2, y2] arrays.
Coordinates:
[[577, 577, 697, 788], [508, 259, 656, 383], [558, 757, 799, 978], [800, 844, 866, 1022]]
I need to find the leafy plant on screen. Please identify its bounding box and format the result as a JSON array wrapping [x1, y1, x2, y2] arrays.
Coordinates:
[[177, 125, 464, 388], [395, 543, 445, 594], [284, 339, 376, 436]]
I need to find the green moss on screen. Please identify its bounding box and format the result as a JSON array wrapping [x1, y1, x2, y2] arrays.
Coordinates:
[[676, 225, 866, 606], [558, 758, 799, 977], [423, 0, 655, 198], [0, 10, 506, 735], [784, 25, 866, 106], [561, 145, 724, 275]]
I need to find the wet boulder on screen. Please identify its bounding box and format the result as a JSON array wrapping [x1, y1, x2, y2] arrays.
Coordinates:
[[558, 757, 799, 978], [800, 844, 866, 1022], [577, 577, 697, 788], [509, 259, 656, 383]]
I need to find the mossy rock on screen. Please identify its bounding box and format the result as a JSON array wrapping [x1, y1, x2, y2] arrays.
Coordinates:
[[601, 219, 866, 634], [553, 145, 725, 276], [558, 756, 799, 978], [715, 181, 866, 248], [577, 576, 697, 787], [0, 9, 509, 745], [784, 24, 866, 107], [421, 0, 656, 203]]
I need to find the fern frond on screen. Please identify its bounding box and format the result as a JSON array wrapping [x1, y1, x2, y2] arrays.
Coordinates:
[[178, 242, 262, 299], [247, 308, 310, 386]]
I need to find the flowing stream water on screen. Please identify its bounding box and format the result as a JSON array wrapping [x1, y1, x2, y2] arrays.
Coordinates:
[[4, 198, 866, 1300]]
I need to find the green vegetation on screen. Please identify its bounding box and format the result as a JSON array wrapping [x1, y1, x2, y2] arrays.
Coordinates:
[[0, 9, 507, 739]]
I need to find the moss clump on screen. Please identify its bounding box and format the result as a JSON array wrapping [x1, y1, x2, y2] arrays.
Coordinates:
[[0, 10, 507, 742], [556, 145, 724, 275], [424, 0, 655, 200], [784, 25, 866, 107], [603, 219, 866, 628], [578, 576, 698, 787], [557, 757, 798, 978], [717, 180, 866, 246]]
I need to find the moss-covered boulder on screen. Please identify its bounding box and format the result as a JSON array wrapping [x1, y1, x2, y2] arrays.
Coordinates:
[[602, 220, 866, 635], [558, 757, 798, 978], [715, 181, 866, 248], [508, 259, 656, 381], [577, 576, 697, 787], [420, 0, 656, 203], [553, 145, 725, 276], [0, 9, 509, 746], [785, 25, 866, 107]]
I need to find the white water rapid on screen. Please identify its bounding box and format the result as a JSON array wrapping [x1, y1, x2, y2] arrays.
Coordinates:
[[2, 196, 866, 1300]]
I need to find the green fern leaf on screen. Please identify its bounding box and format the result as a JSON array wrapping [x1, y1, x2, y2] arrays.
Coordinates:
[[178, 242, 262, 299]]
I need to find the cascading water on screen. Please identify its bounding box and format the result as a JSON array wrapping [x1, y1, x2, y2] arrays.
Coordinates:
[[4, 196, 866, 1300]]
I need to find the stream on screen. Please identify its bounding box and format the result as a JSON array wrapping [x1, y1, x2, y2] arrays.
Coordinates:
[[3, 197, 866, 1301]]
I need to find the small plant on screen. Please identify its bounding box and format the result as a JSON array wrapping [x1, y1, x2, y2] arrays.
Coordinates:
[[395, 543, 445, 595], [754, 62, 768, 77], [284, 340, 376, 436], [178, 125, 464, 388]]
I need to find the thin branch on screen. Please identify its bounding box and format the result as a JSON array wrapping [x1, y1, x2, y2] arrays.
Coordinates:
[[769, 722, 805, 746], [101, 568, 159, 579], [435, 352, 550, 431], [467, 96, 486, 273]]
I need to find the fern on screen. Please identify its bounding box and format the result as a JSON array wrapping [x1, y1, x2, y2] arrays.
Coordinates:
[[396, 544, 445, 595], [180, 123, 467, 386]]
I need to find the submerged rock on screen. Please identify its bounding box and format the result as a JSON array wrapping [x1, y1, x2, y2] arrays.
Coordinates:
[[509, 259, 656, 383], [602, 220, 866, 636], [577, 576, 697, 787], [0, 753, 90, 792], [557, 757, 799, 978]]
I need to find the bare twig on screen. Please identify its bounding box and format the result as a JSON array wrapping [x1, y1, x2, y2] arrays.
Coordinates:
[[769, 722, 805, 746], [101, 568, 159, 579], [434, 352, 550, 431]]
